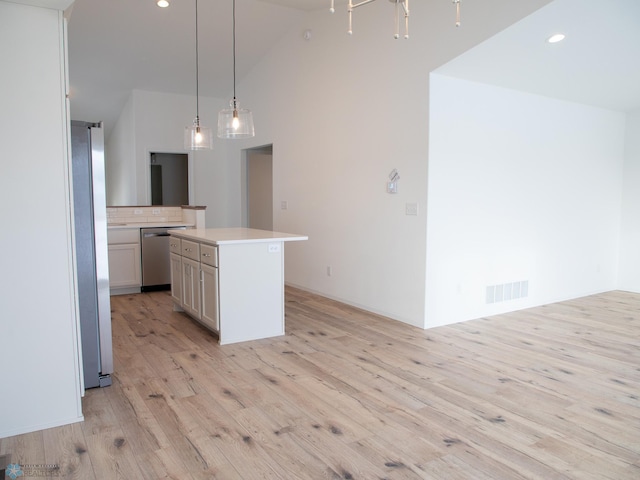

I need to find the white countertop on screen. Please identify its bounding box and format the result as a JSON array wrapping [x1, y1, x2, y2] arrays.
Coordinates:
[[107, 222, 194, 230], [170, 227, 308, 245]]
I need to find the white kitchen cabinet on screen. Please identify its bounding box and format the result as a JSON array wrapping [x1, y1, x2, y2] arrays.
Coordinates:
[[108, 244, 141, 288], [170, 252, 183, 305], [200, 263, 219, 332], [181, 256, 201, 319], [169, 228, 307, 345], [170, 235, 219, 332], [107, 228, 141, 294]]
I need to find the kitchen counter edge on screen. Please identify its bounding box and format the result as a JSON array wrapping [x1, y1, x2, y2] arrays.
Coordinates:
[[169, 227, 308, 245], [107, 222, 194, 229]]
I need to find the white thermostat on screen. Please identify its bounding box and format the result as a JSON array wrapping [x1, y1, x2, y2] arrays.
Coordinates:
[[387, 169, 400, 193]]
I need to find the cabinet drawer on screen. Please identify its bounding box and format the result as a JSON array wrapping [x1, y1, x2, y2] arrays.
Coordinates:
[[200, 244, 218, 267], [169, 237, 182, 254], [108, 228, 140, 245], [182, 239, 200, 260]]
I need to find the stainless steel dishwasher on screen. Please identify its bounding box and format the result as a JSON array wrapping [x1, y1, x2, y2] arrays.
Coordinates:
[[140, 226, 186, 291]]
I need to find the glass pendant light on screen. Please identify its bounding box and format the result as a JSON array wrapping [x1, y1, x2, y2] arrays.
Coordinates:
[[185, 0, 213, 150], [218, 0, 255, 139]]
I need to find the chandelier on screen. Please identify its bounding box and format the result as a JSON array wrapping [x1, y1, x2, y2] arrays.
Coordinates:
[[330, 0, 462, 39]]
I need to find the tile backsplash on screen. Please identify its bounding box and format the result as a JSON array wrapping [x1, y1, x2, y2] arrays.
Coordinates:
[[106, 206, 184, 225]]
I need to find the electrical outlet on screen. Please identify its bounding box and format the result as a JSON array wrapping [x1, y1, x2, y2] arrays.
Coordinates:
[[268, 243, 281, 253], [152, 209, 160, 215], [134, 208, 143, 215], [281, 201, 288, 210], [327, 266, 332, 276]]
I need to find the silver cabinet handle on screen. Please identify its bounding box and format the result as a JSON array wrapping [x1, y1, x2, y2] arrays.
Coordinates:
[[202, 253, 211, 257]]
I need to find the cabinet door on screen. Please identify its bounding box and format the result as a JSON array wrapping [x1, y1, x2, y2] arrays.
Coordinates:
[[108, 243, 141, 288], [201, 263, 219, 332], [181, 257, 201, 319], [170, 253, 182, 305]]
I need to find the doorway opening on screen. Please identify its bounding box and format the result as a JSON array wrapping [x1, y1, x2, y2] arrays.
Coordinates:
[[150, 152, 188, 206], [244, 145, 273, 230]]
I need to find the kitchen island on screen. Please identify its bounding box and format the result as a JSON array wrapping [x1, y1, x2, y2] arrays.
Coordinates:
[[169, 228, 308, 345]]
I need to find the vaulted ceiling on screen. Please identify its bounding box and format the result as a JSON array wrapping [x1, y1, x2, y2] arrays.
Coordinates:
[[66, 0, 313, 129], [65, 0, 640, 135]]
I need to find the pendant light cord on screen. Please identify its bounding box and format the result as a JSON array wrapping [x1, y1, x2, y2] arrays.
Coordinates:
[[232, 0, 237, 103], [195, 0, 200, 120]]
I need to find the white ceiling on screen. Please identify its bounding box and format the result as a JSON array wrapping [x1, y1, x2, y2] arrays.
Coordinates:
[[435, 0, 640, 112], [66, 0, 315, 130], [66, 0, 640, 135]]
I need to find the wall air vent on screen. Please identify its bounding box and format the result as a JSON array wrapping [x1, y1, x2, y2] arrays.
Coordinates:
[[486, 280, 528, 304]]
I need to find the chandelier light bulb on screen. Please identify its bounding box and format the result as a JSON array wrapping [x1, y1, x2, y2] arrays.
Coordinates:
[[232, 112, 240, 130], [336, 0, 411, 37], [195, 128, 203, 143]]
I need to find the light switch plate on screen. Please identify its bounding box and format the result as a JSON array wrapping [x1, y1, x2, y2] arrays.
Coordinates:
[[405, 203, 418, 215]]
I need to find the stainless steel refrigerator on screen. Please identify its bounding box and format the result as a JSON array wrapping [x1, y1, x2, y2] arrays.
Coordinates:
[[70, 121, 113, 389]]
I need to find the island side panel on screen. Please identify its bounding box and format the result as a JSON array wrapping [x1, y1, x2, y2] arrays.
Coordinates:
[[218, 241, 285, 345]]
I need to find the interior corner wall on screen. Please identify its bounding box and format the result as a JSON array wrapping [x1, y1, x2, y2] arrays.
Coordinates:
[[426, 74, 626, 328], [105, 92, 136, 205], [618, 109, 640, 292], [228, 0, 550, 328]]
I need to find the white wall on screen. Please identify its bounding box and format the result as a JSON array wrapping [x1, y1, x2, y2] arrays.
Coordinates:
[[426, 74, 626, 327], [105, 93, 136, 205], [221, 0, 551, 327], [0, 1, 83, 437], [619, 109, 640, 291]]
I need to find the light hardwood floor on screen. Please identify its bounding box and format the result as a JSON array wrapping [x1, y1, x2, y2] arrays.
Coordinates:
[[2, 288, 639, 479]]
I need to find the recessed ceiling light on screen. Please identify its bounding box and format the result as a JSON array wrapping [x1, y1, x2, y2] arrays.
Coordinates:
[[157, 0, 169, 7], [547, 33, 566, 44]]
